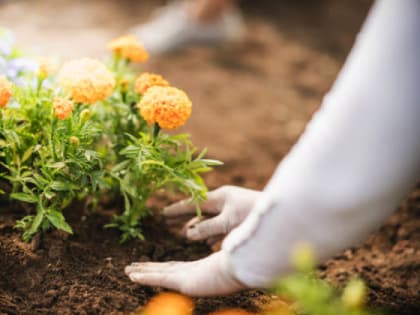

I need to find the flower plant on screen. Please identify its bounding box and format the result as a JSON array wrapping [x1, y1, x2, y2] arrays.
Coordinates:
[[0, 33, 221, 242], [268, 243, 382, 315]]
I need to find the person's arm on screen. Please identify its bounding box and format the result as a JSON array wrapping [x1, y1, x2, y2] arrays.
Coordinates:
[[125, 0, 420, 295], [224, 0, 420, 287]]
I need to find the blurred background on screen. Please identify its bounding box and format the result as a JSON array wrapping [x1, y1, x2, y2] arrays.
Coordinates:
[[0, 0, 373, 189]]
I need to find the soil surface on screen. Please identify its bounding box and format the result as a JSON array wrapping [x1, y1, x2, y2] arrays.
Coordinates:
[[1, 0, 419, 314], [0, 201, 269, 315]]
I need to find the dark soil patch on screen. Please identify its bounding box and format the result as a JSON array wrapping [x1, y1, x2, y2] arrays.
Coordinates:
[[0, 186, 419, 315], [319, 187, 420, 315], [0, 199, 269, 315]]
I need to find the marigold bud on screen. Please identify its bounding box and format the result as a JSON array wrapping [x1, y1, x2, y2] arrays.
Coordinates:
[[53, 97, 74, 120], [80, 109, 92, 122], [108, 35, 149, 63], [120, 79, 130, 93], [134, 72, 169, 95], [142, 293, 193, 315], [342, 278, 367, 309], [290, 241, 315, 272], [69, 136, 80, 147], [138, 86, 192, 130], [0, 76, 12, 108], [37, 57, 53, 79], [58, 58, 115, 104]]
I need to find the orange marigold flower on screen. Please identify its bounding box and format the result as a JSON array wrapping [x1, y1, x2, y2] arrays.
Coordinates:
[[0, 76, 12, 108], [142, 293, 193, 315], [209, 310, 256, 315], [134, 72, 170, 95], [138, 86, 192, 130], [108, 35, 149, 63], [58, 58, 115, 104], [53, 97, 74, 120]]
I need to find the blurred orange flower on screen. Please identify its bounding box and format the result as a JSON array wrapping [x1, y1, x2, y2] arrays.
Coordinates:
[[209, 309, 255, 315], [135, 72, 170, 95], [142, 293, 193, 315], [53, 97, 74, 120], [108, 35, 149, 63], [138, 86, 192, 130], [58, 58, 115, 104], [0, 76, 12, 108]]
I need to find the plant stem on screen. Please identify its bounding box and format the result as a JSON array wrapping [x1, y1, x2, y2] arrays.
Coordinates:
[[153, 123, 161, 139], [37, 78, 44, 95]]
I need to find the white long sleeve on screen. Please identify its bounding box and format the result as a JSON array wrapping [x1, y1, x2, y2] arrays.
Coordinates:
[[223, 0, 420, 288]]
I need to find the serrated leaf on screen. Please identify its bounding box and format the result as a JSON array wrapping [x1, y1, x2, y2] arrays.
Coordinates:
[[46, 210, 73, 234], [10, 192, 38, 203], [200, 159, 224, 166], [50, 181, 77, 191], [21, 146, 34, 164], [111, 160, 130, 173], [47, 162, 66, 169], [28, 210, 44, 235]]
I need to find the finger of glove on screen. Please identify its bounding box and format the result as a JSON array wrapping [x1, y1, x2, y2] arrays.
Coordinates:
[[129, 272, 180, 291], [165, 214, 194, 227], [163, 189, 225, 217], [180, 216, 202, 237], [125, 261, 179, 273], [186, 216, 227, 241]]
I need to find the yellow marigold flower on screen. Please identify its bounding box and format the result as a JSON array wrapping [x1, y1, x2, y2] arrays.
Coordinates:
[[0, 76, 12, 108], [108, 35, 149, 63], [58, 58, 115, 104], [138, 86, 192, 130], [142, 293, 193, 315], [134, 72, 170, 95], [53, 97, 74, 120]]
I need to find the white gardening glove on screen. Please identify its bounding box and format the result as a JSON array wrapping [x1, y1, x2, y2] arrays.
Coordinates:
[[163, 185, 261, 242], [125, 251, 246, 296], [125, 186, 260, 296]]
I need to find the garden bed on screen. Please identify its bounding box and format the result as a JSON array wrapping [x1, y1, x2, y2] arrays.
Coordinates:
[[0, 184, 418, 315], [0, 195, 269, 315]]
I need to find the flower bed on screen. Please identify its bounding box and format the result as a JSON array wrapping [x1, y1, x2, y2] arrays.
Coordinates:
[[0, 34, 222, 243]]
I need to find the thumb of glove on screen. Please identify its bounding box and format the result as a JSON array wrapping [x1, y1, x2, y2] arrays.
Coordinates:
[[186, 215, 227, 241]]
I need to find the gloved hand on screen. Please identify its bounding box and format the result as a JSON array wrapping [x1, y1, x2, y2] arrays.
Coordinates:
[[163, 185, 261, 242], [125, 185, 260, 296], [125, 251, 245, 296]]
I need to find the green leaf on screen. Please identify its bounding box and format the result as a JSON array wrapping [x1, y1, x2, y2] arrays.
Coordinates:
[[28, 210, 44, 235], [50, 181, 77, 191], [120, 145, 139, 156], [46, 209, 73, 234], [111, 160, 130, 173], [47, 162, 66, 169], [200, 159, 224, 166], [10, 192, 38, 203], [21, 146, 34, 163]]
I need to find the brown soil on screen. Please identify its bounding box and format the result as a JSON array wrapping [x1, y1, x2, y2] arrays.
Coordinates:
[[319, 188, 420, 315], [1, 0, 419, 314], [0, 201, 269, 315]]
